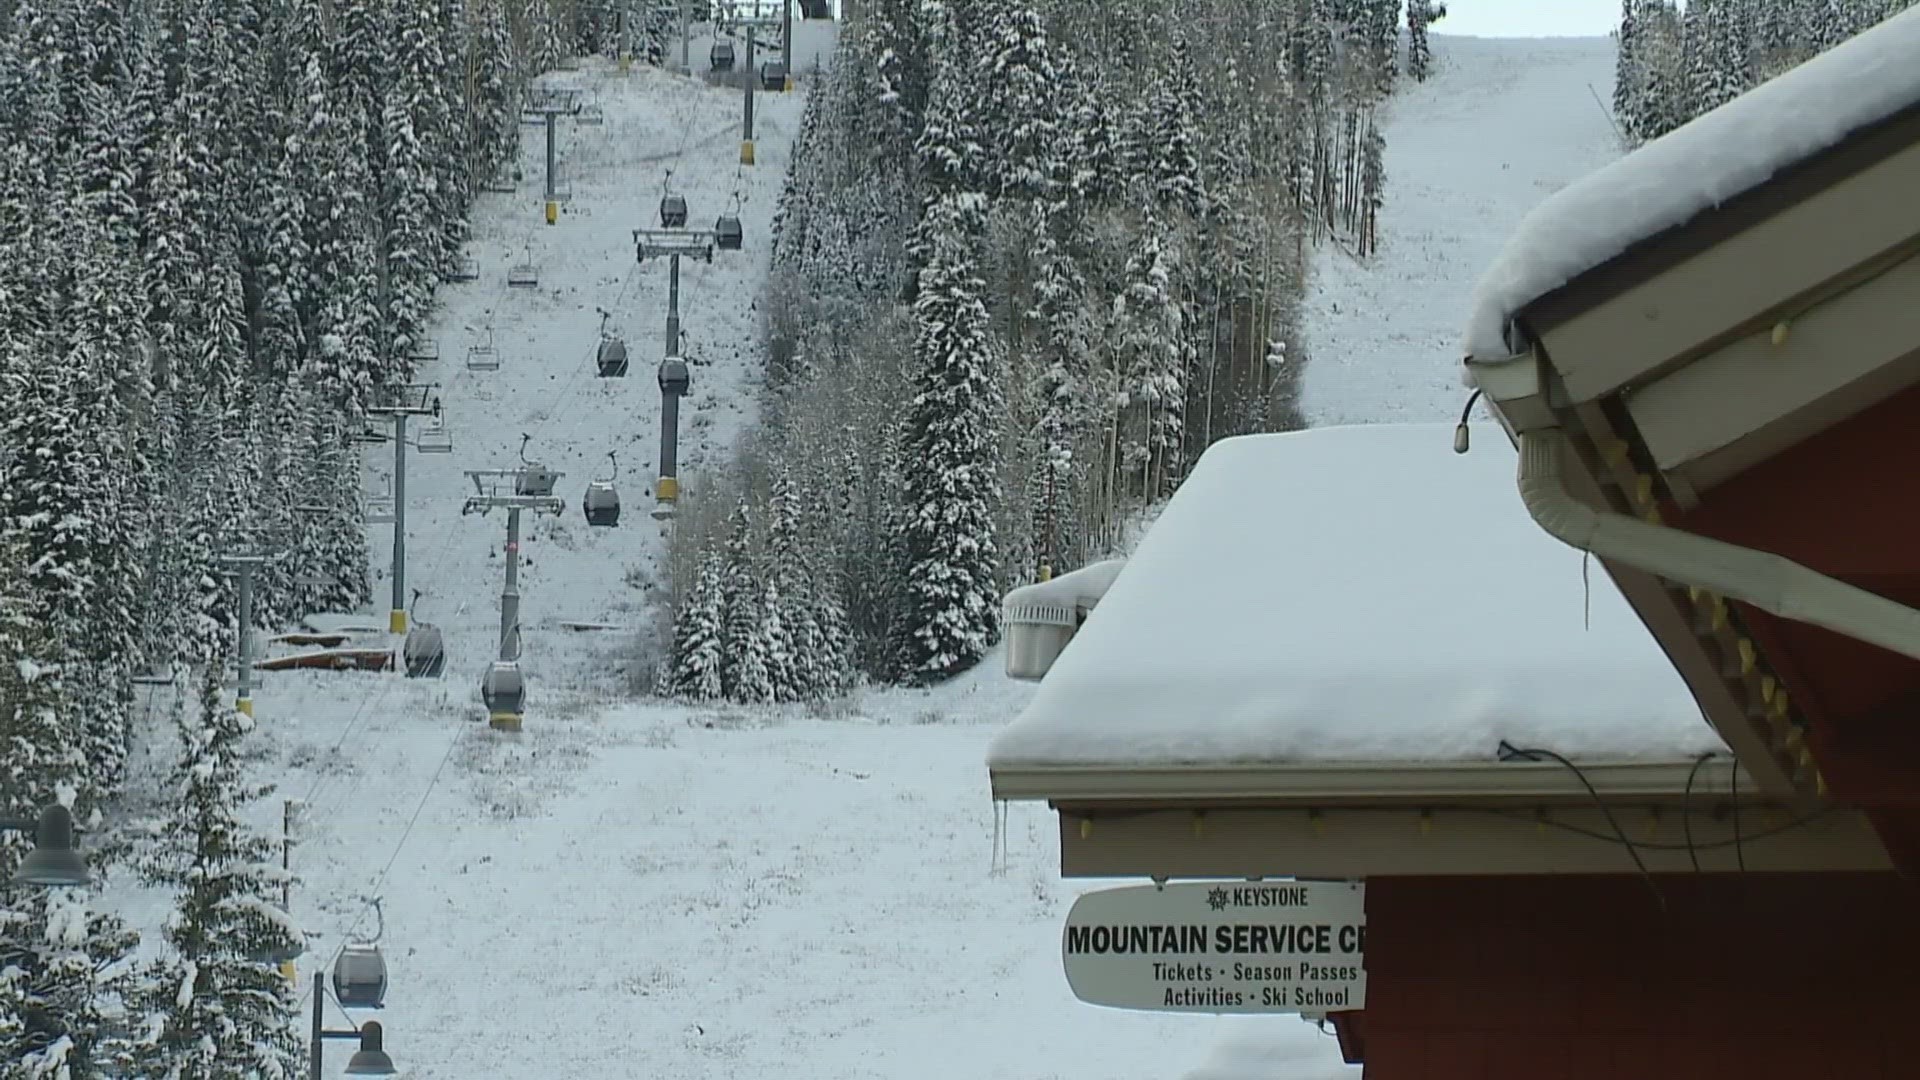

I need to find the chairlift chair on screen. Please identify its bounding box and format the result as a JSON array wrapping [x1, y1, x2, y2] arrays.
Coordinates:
[[659, 194, 688, 228], [417, 409, 454, 455], [575, 102, 605, 125], [483, 169, 518, 194], [506, 249, 539, 288], [466, 330, 501, 371], [406, 340, 439, 365], [710, 40, 736, 71], [366, 489, 396, 525], [583, 452, 621, 527], [714, 214, 744, 251], [442, 256, 480, 283]]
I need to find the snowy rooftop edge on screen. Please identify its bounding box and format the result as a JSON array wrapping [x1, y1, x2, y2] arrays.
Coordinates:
[[987, 423, 1726, 773], [1461, 6, 1920, 365]]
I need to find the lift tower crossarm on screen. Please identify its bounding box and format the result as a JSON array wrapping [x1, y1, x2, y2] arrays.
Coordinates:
[[633, 228, 716, 262], [365, 382, 442, 417], [459, 493, 565, 517]]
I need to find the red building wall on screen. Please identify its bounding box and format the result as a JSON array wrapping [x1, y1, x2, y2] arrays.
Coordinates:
[[1346, 873, 1920, 1079], [1665, 383, 1920, 869]]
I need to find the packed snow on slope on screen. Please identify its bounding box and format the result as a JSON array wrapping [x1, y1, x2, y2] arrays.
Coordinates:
[[1302, 35, 1620, 427], [989, 423, 1727, 771], [1462, 5, 1920, 366]]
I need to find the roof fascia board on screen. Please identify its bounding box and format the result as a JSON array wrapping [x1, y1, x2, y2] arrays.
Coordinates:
[[988, 759, 1757, 805]]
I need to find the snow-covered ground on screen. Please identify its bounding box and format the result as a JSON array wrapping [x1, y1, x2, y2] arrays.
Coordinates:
[[103, 25, 1633, 1080], [1301, 34, 1623, 426], [96, 18, 1359, 1080]]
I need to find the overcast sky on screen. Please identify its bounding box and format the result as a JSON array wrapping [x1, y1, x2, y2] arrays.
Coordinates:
[[1434, 0, 1621, 38]]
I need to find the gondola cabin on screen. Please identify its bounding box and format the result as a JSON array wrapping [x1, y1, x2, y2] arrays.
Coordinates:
[[583, 481, 621, 527], [481, 660, 526, 731], [403, 624, 445, 679], [596, 337, 630, 378], [332, 945, 389, 1009]]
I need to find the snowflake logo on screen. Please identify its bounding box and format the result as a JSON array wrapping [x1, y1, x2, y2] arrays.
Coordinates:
[[1207, 887, 1230, 911]]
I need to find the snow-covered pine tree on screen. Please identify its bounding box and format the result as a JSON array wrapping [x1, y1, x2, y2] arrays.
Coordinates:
[[433, 0, 475, 262], [1681, 0, 1744, 119], [769, 68, 827, 265], [132, 660, 303, 1080], [0, 282, 136, 794], [758, 579, 801, 703], [894, 192, 1004, 684], [467, 0, 520, 186], [1131, 36, 1205, 217], [0, 532, 139, 1079], [765, 469, 833, 699], [382, 0, 450, 363], [1407, 1, 1444, 82], [1634, 0, 1688, 140], [286, 374, 370, 613], [529, 0, 567, 74], [0, 887, 142, 1080], [638, 4, 673, 67], [1614, 0, 1646, 141], [1027, 205, 1091, 578], [666, 550, 726, 700], [291, 23, 384, 413], [247, 112, 311, 388], [1357, 118, 1386, 256], [718, 501, 775, 703], [970, 0, 1068, 205], [329, 0, 390, 180], [1110, 225, 1187, 502]]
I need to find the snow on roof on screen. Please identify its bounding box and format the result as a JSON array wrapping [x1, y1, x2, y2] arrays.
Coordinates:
[[987, 423, 1726, 771], [1461, 5, 1920, 365]]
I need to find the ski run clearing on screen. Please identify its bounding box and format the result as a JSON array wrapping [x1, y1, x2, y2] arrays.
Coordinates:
[[90, 29, 1629, 1080], [1300, 34, 1622, 428]]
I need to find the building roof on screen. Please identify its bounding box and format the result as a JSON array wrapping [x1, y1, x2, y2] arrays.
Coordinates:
[[986, 423, 1727, 774], [1461, 5, 1920, 366]]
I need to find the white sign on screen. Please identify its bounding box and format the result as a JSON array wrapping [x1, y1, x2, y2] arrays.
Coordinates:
[[1062, 881, 1365, 1014]]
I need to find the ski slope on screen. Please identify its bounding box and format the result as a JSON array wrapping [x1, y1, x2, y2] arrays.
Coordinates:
[[95, 18, 1357, 1080], [1300, 34, 1623, 427]]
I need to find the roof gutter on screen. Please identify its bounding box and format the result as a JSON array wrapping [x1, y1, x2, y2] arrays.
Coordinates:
[[1514, 428, 1920, 663]]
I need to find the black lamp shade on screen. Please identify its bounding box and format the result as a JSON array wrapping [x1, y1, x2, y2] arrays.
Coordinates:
[[345, 1021, 398, 1075], [11, 806, 90, 888]]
